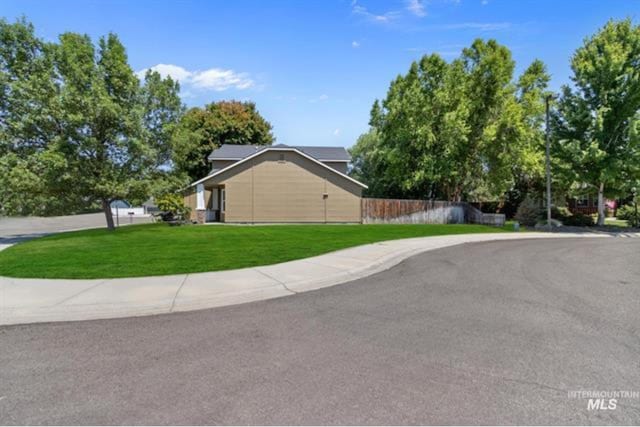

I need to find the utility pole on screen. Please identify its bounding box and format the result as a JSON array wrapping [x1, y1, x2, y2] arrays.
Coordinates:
[[633, 187, 638, 228], [545, 94, 553, 230]]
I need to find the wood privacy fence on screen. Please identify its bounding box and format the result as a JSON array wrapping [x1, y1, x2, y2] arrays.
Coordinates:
[[361, 198, 506, 226]]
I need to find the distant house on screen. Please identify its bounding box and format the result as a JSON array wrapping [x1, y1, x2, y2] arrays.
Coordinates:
[[184, 144, 367, 223], [567, 194, 616, 216]]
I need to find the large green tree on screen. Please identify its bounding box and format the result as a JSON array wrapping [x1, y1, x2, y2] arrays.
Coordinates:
[[172, 100, 274, 181], [0, 18, 183, 229], [351, 39, 549, 203], [0, 18, 78, 215], [553, 19, 640, 225]]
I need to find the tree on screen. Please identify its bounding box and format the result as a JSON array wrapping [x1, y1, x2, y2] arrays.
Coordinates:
[[52, 32, 157, 230], [140, 70, 184, 166], [0, 18, 83, 215], [349, 128, 402, 197], [0, 18, 184, 229], [139, 70, 187, 199], [172, 100, 274, 181], [351, 39, 549, 203], [553, 19, 640, 226]]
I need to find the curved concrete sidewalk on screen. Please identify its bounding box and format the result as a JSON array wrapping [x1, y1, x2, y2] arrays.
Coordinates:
[[0, 232, 632, 326]]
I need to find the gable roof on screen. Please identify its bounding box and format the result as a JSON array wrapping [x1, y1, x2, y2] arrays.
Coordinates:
[[208, 144, 351, 162], [191, 146, 367, 189]]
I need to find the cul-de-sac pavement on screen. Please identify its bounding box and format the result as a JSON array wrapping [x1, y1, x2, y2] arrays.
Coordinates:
[[2, 237, 639, 425]]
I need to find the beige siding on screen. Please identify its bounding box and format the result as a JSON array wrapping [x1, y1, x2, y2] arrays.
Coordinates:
[[208, 150, 362, 223], [183, 188, 212, 221], [322, 161, 348, 174], [211, 159, 238, 171], [183, 189, 197, 221], [325, 178, 361, 222]]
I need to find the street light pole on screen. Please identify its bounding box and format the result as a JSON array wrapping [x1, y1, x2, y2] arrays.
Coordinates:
[[545, 94, 553, 230]]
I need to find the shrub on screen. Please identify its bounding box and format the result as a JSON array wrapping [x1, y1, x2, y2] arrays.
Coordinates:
[[562, 212, 594, 227], [617, 204, 640, 227], [550, 206, 572, 222], [156, 193, 191, 221], [514, 196, 542, 227]]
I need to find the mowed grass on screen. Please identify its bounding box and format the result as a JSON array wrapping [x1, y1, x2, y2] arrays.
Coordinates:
[[0, 223, 509, 279]]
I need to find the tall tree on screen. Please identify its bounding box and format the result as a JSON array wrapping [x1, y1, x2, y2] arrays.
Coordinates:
[[55, 32, 153, 230], [351, 39, 549, 203], [0, 18, 184, 229], [140, 70, 184, 166], [0, 18, 78, 215], [140, 70, 187, 196], [553, 19, 640, 225], [172, 100, 274, 181]]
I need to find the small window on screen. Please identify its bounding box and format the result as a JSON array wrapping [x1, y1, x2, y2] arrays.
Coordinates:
[[221, 189, 226, 212], [576, 196, 588, 207]]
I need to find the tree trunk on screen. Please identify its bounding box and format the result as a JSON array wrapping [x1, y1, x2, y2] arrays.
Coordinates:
[[102, 199, 115, 231], [597, 182, 605, 227]]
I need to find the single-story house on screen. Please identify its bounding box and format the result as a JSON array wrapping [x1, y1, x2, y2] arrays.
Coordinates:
[[184, 144, 367, 223]]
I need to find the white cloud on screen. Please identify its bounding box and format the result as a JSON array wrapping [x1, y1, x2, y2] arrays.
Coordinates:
[[190, 68, 254, 91], [333, 128, 341, 136], [481, 0, 489, 5], [309, 94, 329, 103], [352, 40, 360, 48], [136, 64, 192, 82], [136, 64, 255, 92], [406, 0, 426, 17], [352, 1, 401, 24]]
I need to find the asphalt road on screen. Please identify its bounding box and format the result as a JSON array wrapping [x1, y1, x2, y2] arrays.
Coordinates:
[[0, 213, 152, 247], [1, 238, 639, 425]]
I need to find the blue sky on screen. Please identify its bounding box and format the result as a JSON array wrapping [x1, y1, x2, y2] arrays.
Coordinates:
[[2, 0, 639, 148]]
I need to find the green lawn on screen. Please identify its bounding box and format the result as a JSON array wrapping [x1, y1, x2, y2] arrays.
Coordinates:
[[604, 218, 630, 228], [0, 223, 510, 279]]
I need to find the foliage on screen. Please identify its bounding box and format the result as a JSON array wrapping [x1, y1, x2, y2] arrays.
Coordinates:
[[563, 212, 595, 227], [550, 206, 573, 222], [0, 223, 508, 279], [156, 193, 191, 221], [140, 69, 185, 166], [0, 18, 184, 229], [172, 100, 274, 181], [616, 204, 640, 227], [552, 19, 640, 226], [351, 40, 550, 202], [514, 196, 542, 226]]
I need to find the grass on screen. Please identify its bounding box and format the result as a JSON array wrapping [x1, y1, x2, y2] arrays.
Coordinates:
[[501, 220, 528, 232], [604, 218, 630, 228], [0, 223, 509, 279]]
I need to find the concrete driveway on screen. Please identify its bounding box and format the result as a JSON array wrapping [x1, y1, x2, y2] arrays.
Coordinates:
[[1, 238, 639, 424]]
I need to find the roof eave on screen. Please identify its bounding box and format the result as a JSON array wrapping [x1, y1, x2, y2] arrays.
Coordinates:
[[190, 147, 367, 189]]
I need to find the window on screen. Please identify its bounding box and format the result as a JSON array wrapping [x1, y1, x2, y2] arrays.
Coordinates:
[[576, 196, 589, 207], [221, 189, 226, 212]]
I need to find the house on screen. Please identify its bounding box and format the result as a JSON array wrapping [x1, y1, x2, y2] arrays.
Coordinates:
[[567, 195, 616, 216], [184, 144, 367, 223]]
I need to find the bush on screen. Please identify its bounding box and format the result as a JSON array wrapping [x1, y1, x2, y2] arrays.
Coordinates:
[[617, 204, 639, 227], [514, 196, 542, 227], [562, 212, 594, 227], [156, 193, 191, 222], [550, 206, 572, 222]]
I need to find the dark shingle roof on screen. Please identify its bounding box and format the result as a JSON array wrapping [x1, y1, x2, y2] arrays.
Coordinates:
[[207, 144, 351, 162]]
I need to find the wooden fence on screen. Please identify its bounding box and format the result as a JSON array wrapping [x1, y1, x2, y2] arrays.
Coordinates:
[[361, 198, 505, 226]]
